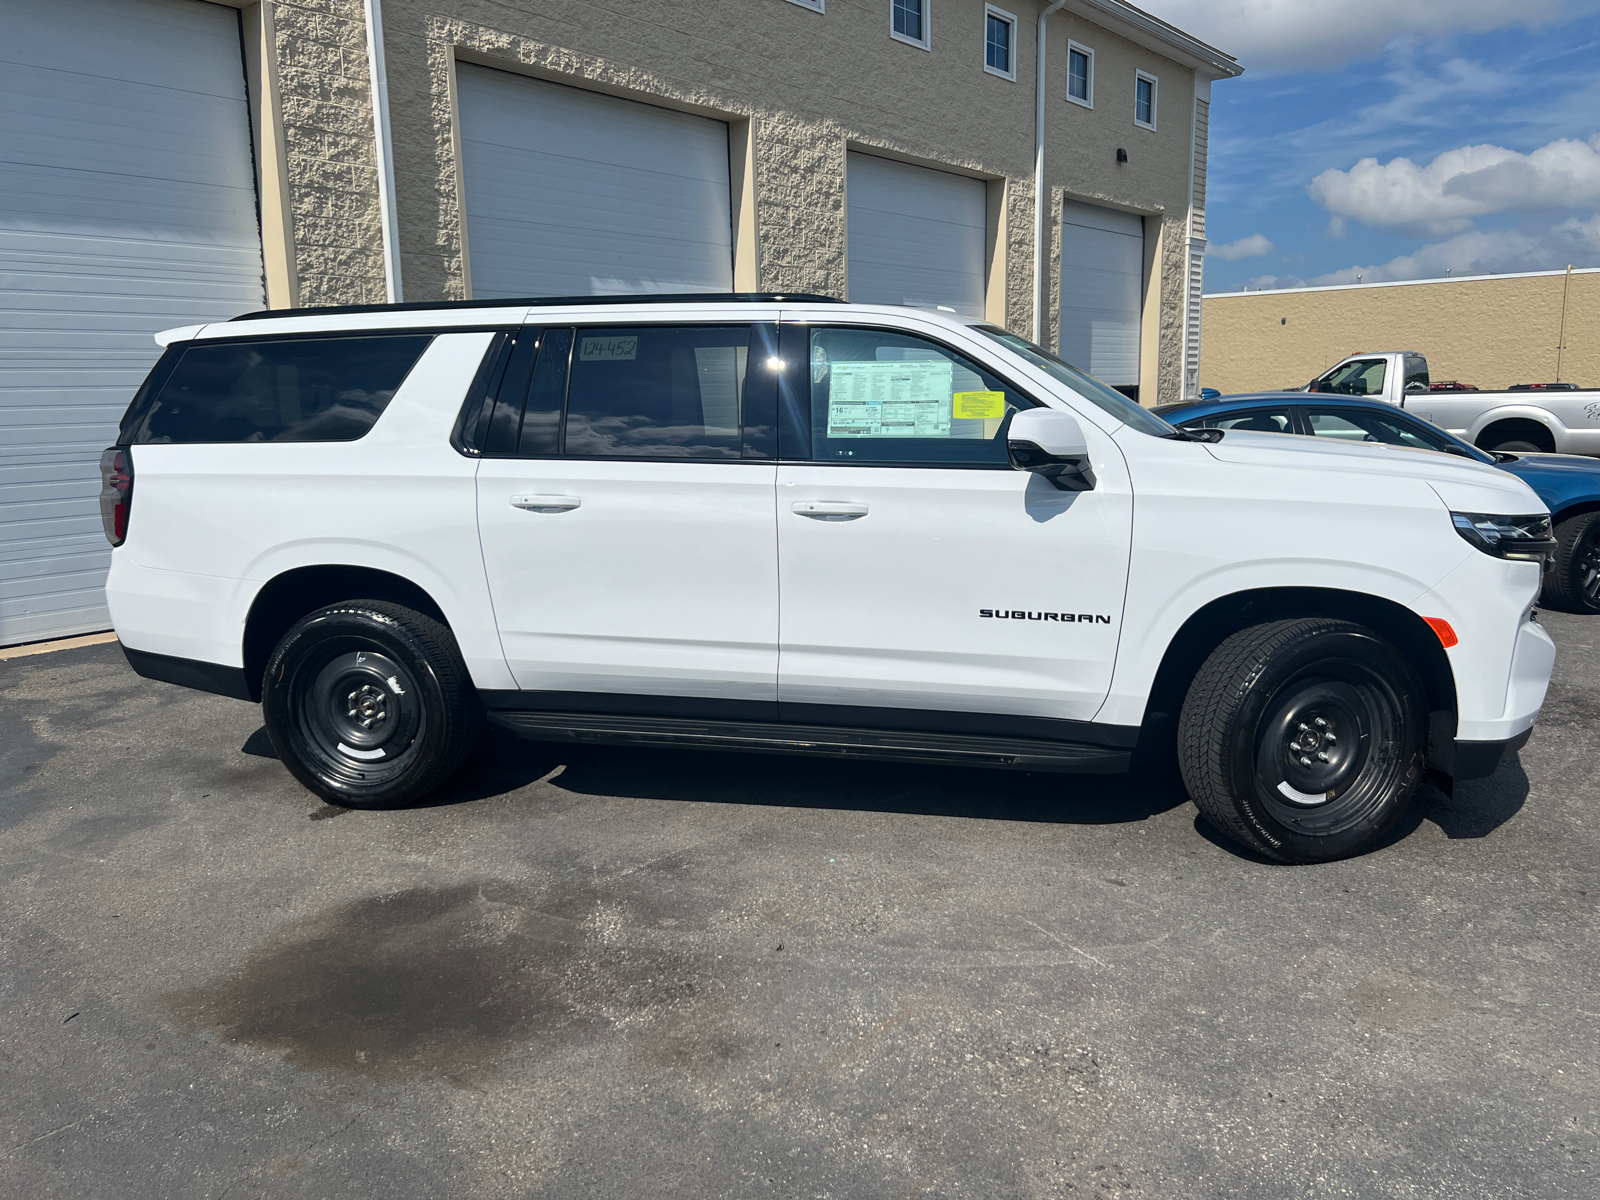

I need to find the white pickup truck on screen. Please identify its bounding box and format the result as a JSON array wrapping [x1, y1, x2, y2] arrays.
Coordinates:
[[1306, 352, 1600, 457]]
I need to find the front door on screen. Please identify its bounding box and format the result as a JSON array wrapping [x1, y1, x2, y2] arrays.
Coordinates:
[[476, 321, 780, 710], [774, 322, 1133, 730]]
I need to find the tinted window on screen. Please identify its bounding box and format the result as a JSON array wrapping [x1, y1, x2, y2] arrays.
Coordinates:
[[133, 335, 432, 444], [807, 327, 1033, 466], [1305, 408, 1446, 451], [1195, 409, 1291, 433], [1404, 355, 1430, 390], [562, 326, 751, 459]]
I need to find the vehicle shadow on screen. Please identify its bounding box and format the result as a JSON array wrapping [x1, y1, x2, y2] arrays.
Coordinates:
[[1189, 756, 1532, 863], [537, 738, 1192, 826]]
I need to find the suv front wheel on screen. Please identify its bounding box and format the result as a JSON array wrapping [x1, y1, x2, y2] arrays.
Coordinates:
[[1178, 619, 1426, 863], [262, 600, 482, 808]]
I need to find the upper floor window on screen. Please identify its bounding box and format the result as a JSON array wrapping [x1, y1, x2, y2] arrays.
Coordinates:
[[783, 0, 824, 11], [1067, 42, 1093, 107], [892, 0, 929, 48], [984, 7, 1016, 79], [1135, 71, 1158, 129]]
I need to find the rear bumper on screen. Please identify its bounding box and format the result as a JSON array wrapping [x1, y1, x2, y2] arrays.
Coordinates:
[[122, 645, 253, 702]]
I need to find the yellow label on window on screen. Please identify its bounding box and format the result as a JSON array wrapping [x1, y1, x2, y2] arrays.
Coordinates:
[[952, 390, 1006, 420]]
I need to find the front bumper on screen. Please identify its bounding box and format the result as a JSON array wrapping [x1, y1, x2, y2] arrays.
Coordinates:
[[1450, 727, 1534, 781]]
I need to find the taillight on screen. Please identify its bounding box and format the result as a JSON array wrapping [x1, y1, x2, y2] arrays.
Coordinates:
[[99, 446, 133, 546]]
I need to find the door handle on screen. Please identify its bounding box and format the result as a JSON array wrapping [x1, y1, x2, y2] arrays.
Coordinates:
[[792, 501, 868, 520], [510, 494, 581, 512]]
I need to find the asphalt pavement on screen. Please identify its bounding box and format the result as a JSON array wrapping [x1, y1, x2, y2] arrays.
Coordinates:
[[2, 615, 1597, 1198]]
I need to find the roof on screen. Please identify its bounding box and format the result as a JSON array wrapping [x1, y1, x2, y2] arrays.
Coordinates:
[[229, 292, 844, 323], [1206, 265, 1600, 300], [1072, 0, 1243, 78]]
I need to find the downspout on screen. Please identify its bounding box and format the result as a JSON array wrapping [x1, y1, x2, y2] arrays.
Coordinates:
[[1033, 0, 1067, 344], [364, 0, 403, 302]]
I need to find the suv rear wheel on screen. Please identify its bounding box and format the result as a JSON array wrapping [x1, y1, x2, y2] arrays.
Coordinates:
[[1542, 511, 1600, 613], [262, 600, 482, 808], [1178, 619, 1426, 863]]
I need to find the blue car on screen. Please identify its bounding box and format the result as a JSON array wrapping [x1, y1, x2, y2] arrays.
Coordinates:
[[1155, 392, 1600, 613]]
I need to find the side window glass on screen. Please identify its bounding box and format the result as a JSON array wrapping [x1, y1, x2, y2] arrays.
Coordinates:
[[1315, 359, 1387, 397], [1307, 409, 1439, 450], [1198, 409, 1290, 433], [132, 335, 433, 444], [563, 326, 751, 459], [806, 327, 1033, 465], [519, 327, 572, 455]]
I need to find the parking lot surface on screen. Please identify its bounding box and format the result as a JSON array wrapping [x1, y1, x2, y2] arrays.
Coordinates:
[[3, 616, 1598, 1199]]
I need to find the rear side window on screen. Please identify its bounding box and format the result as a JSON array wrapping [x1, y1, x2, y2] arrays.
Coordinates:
[[129, 335, 433, 444], [562, 326, 752, 459]]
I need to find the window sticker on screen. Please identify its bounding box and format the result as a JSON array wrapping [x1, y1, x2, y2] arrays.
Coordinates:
[[826, 360, 954, 438], [579, 335, 638, 362], [952, 390, 1005, 420]]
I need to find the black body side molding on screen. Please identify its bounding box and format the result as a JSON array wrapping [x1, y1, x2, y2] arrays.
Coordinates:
[[121, 646, 253, 702]]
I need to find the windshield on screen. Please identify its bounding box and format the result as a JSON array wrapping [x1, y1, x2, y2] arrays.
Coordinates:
[[972, 326, 1179, 437]]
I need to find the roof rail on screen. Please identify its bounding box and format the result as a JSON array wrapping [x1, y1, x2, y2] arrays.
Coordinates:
[[229, 292, 845, 322]]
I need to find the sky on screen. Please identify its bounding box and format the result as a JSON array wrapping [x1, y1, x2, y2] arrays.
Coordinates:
[[1141, 0, 1600, 293]]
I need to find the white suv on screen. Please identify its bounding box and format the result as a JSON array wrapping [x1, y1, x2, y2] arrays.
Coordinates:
[[102, 295, 1557, 863]]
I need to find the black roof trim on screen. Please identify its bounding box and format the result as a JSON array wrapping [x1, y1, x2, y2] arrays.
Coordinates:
[[229, 292, 845, 322]]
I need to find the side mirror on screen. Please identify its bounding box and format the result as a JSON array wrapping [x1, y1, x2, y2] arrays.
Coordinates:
[[1007, 408, 1096, 492]]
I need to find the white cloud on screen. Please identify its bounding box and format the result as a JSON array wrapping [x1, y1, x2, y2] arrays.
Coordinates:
[[1311, 215, 1600, 284], [1207, 233, 1275, 261], [1308, 136, 1600, 236], [1145, 0, 1600, 72]]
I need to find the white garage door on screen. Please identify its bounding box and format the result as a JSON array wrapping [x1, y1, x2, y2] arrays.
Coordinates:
[[1059, 200, 1144, 391], [457, 65, 734, 299], [0, 0, 265, 646], [847, 153, 987, 318]]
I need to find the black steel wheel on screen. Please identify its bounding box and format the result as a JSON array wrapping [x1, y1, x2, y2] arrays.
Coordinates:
[[1178, 618, 1426, 863], [1543, 511, 1600, 614], [262, 600, 481, 807]]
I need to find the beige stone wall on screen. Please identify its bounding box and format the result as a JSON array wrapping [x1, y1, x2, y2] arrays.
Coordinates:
[[268, 0, 386, 305], [1201, 270, 1600, 394], [258, 0, 1209, 400]]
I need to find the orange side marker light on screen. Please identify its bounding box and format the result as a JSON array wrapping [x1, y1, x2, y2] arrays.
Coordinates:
[[1424, 617, 1459, 648]]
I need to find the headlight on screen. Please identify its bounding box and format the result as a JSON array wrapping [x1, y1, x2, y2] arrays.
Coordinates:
[[1451, 512, 1556, 562]]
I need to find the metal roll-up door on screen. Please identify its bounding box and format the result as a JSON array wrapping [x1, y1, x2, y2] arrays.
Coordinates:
[[456, 65, 734, 299], [1059, 199, 1145, 392], [0, 0, 265, 646], [846, 152, 987, 318]]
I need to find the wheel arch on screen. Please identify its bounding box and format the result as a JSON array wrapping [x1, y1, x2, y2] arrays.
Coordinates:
[[241, 565, 451, 702], [1473, 409, 1562, 452], [1549, 499, 1600, 526], [1138, 586, 1457, 761]]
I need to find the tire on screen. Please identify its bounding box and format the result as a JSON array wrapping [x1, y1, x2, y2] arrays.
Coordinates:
[[261, 600, 482, 808], [1543, 511, 1600, 613], [1177, 619, 1426, 864]]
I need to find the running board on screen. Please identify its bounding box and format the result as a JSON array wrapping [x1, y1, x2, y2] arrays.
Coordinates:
[[484, 710, 1130, 773]]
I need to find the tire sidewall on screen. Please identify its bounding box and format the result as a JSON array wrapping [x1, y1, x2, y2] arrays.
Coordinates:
[[262, 605, 455, 807], [1551, 512, 1600, 614], [1215, 628, 1425, 862]]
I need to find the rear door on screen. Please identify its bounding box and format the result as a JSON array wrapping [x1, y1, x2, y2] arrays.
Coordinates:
[[773, 319, 1133, 729], [475, 317, 782, 711]]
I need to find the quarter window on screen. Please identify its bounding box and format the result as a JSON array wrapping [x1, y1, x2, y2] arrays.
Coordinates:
[[891, 0, 928, 47], [130, 335, 433, 444], [1135, 71, 1157, 129], [1067, 42, 1093, 106], [802, 327, 1033, 466], [985, 7, 1016, 79], [562, 326, 754, 459]]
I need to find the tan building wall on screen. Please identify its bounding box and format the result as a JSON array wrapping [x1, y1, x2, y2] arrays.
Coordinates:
[[1201, 268, 1600, 394], [245, 0, 1237, 402]]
